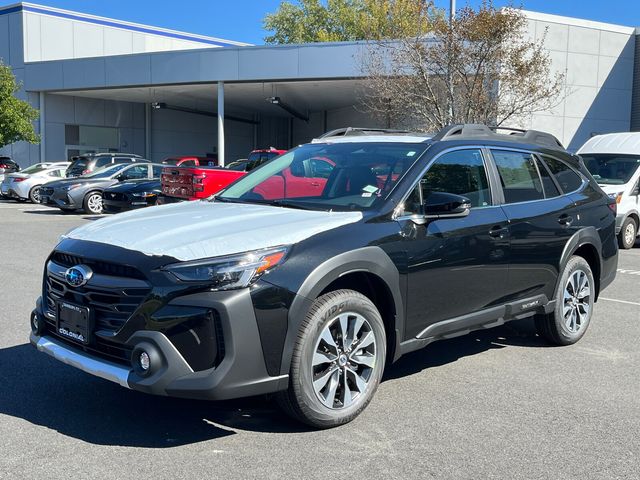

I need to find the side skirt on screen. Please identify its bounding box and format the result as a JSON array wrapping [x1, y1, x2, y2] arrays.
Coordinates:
[[398, 294, 552, 356]]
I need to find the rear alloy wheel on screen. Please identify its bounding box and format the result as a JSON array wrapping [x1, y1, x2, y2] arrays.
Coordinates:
[[618, 217, 637, 250], [277, 289, 386, 428], [535, 256, 594, 346], [28, 185, 42, 203], [83, 192, 103, 214]]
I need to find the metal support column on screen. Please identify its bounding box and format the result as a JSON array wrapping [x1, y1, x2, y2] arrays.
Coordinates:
[[145, 103, 151, 160], [39, 92, 46, 162], [218, 82, 225, 167]]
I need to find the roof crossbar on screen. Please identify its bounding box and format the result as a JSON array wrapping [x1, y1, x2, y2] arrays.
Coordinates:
[[318, 127, 411, 139]]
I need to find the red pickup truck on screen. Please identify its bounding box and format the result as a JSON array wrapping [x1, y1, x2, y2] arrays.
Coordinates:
[[161, 148, 285, 201]]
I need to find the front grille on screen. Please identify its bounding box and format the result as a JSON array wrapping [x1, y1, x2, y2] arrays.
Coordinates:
[[104, 191, 127, 202], [52, 252, 146, 280], [45, 256, 151, 335]]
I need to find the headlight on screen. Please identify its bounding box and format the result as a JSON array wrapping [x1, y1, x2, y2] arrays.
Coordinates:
[[607, 192, 624, 204], [163, 246, 289, 289], [131, 192, 156, 198]]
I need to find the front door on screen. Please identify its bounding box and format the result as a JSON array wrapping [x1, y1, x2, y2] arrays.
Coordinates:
[[400, 148, 510, 339]]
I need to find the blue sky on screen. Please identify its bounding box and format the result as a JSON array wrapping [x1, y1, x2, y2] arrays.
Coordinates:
[[18, 0, 640, 45]]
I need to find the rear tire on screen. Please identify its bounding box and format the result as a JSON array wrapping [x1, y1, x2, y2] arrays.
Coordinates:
[[277, 289, 386, 429], [28, 185, 42, 203], [83, 191, 103, 214], [618, 217, 637, 249], [535, 256, 594, 346]]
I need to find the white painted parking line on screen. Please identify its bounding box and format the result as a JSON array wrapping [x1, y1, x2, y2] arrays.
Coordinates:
[[617, 269, 640, 276], [599, 297, 640, 307]]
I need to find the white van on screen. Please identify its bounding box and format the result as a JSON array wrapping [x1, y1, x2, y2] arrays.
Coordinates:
[[578, 132, 640, 249]]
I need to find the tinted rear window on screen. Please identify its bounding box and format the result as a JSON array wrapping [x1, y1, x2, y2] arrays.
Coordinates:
[[542, 156, 584, 192]]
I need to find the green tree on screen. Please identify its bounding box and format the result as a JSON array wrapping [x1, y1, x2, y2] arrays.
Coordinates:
[[0, 62, 39, 148], [263, 0, 437, 44]]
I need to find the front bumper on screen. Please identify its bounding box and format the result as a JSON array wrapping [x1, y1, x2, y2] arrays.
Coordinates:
[[103, 197, 154, 214], [40, 188, 82, 209], [31, 286, 290, 401]]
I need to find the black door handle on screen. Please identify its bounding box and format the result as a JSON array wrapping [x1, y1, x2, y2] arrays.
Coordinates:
[[489, 225, 508, 238], [558, 214, 573, 226]]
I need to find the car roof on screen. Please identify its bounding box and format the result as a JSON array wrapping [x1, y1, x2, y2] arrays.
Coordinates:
[[577, 132, 640, 156]]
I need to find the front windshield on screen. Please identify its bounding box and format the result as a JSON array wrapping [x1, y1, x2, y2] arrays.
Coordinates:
[[581, 154, 640, 185], [217, 142, 428, 211], [84, 163, 129, 179]]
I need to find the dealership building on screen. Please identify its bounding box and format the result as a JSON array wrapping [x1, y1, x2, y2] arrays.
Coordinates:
[[0, 2, 638, 167]]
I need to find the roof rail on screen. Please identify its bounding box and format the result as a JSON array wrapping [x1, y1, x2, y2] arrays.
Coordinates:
[[318, 127, 411, 139], [432, 123, 564, 150]]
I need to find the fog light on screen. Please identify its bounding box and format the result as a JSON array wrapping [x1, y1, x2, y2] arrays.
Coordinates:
[[138, 351, 150, 371], [30, 311, 43, 335]]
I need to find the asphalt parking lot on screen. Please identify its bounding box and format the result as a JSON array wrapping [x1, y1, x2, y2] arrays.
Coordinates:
[[1, 199, 639, 480]]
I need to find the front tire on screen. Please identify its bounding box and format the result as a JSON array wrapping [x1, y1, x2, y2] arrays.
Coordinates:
[[278, 289, 386, 428], [83, 191, 103, 214], [618, 217, 637, 249], [535, 256, 594, 346]]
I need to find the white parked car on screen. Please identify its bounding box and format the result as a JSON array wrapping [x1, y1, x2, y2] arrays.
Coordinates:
[[578, 133, 640, 249], [0, 162, 69, 203]]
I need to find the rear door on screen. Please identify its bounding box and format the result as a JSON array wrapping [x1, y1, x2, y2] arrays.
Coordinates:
[[490, 148, 577, 304]]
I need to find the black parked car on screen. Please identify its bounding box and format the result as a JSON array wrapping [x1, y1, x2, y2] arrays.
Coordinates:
[[30, 124, 618, 428], [102, 179, 162, 213], [66, 153, 149, 177]]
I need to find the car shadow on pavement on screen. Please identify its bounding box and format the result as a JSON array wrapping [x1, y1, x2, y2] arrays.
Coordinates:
[[0, 319, 546, 447], [383, 318, 549, 381], [0, 342, 309, 448]]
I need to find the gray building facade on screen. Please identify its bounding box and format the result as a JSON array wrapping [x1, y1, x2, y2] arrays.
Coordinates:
[[0, 2, 639, 167]]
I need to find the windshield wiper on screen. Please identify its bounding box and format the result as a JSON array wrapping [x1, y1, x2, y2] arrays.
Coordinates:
[[263, 199, 313, 210]]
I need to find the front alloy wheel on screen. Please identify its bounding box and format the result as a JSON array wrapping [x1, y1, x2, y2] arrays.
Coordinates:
[[278, 289, 386, 428], [84, 192, 103, 214], [312, 312, 377, 409]]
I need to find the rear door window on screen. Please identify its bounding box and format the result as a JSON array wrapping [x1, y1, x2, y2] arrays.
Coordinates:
[[492, 150, 545, 203], [542, 156, 584, 193]]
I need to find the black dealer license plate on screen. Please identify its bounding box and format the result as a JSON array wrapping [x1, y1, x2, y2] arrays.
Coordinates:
[[56, 301, 91, 345]]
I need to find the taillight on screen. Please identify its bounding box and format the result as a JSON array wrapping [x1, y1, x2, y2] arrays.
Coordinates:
[[82, 169, 90, 175], [608, 201, 617, 215], [0, 163, 7, 169], [192, 174, 205, 192], [13, 177, 26, 182]]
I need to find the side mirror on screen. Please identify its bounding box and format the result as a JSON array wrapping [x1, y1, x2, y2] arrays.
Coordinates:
[[411, 192, 471, 225]]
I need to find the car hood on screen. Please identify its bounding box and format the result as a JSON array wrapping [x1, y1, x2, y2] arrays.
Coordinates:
[[106, 179, 161, 193], [598, 184, 629, 195], [63, 200, 363, 261]]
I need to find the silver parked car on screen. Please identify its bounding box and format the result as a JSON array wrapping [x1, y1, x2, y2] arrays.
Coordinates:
[[40, 163, 165, 214], [1, 162, 69, 203]]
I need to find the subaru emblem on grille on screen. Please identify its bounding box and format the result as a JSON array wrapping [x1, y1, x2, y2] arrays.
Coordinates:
[[65, 265, 93, 287]]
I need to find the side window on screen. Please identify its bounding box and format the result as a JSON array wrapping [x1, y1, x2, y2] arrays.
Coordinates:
[[541, 156, 584, 193], [535, 156, 560, 198], [400, 149, 491, 215], [123, 165, 148, 180], [422, 149, 492, 208], [310, 158, 334, 179], [152, 165, 164, 177], [180, 160, 196, 167], [115, 157, 134, 164], [492, 150, 544, 203], [48, 169, 64, 177]]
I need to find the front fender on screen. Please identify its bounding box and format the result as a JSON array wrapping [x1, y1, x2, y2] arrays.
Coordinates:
[[278, 246, 404, 377]]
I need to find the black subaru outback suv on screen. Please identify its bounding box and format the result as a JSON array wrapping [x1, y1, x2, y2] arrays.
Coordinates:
[[30, 124, 618, 428]]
